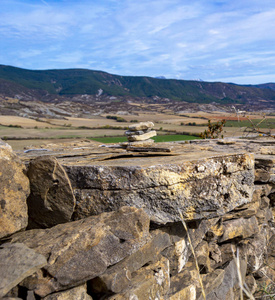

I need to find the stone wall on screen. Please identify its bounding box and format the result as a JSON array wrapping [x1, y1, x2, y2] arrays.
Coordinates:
[[0, 138, 274, 299]]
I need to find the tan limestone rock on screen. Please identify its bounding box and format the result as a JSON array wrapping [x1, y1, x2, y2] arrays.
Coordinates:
[[67, 153, 255, 224], [123, 139, 155, 148], [209, 242, 222, 265], [42, 284, 92, 300], [161, 218, 219, 275], [0, 243, 47, 298], [27, 156, 76, 228], [220, 244, 236, 265], [127, 130, 157, 142], [168, 260, 199, 299], [197, 269, 225, 299], [255, 155, 275, 183], [9, 206, 150, 297], [247, 225, 273, 273], [107, 256, 170, 300], [260, 146, 275, 155], [219, 216, 259, 242], [128, 121, 154, 131], [245, 274, 257, 295], [0, 141, 29, 239], [169, 284, 196, 300], [195, 240, 212, 273]]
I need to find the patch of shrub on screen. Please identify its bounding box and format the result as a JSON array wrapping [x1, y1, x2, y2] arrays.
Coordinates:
[[8, 124, 22, 128], [200, 119, 226, 139], [106, 115, 127, 122]]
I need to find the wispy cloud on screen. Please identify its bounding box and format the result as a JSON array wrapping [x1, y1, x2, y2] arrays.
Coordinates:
[[1, 0, 275, 83]]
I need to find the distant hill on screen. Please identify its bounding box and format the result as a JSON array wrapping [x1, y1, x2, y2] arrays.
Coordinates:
[[253, 83, 275, 91], [0, 64, 275, 109]]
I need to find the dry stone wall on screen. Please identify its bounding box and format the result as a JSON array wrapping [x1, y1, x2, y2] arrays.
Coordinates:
[[0, 138, 274, 299]]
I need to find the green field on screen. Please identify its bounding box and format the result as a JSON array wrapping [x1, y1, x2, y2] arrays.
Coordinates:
[[90, 134, 199, 144], [224, 118, 275, 129]]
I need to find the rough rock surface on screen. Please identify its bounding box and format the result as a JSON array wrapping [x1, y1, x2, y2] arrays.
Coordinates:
[[1, 137, 274, 300], [9, 206, 150, 297], [27, 156, 75, 228], [90, 230, 171, 294], [0, 140, 29, 239], [66, 153, 254, 224], [108, 256, 170, 300], [0, 243, 47, 298]]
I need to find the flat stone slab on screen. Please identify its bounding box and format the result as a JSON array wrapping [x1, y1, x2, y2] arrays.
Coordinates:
[[15, 138, 275, 224], [0, 243, 47, 298], [121, 139, 155, 148], [125, 130, 147, 136], [128, 121, 154, 131], [128, 130, 157, 141], [66, 152, 254, 223], [27, 156, 75, 229]]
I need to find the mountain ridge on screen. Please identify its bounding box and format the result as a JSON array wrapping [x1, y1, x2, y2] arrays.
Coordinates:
[[0, 64, 275, 110]]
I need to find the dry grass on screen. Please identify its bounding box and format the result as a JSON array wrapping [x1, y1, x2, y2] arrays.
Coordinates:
[[2, 128, 125, 138], [1, 110, 273, 150], [41, 116, 122, 127], [0, 116, 58, 128], [101, 112, 208, 125]]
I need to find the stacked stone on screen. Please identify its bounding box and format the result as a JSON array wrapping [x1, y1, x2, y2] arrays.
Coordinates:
[[2, 138, 275, 299], [124, 121, 157, 147]]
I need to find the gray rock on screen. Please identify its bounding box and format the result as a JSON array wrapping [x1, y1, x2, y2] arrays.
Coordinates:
[[247, 224, 273, 273], [107, 256, 170, 300], [67, 153, 255, 224], [0, 243, 47, 298], [161, 218, 219, 275], [204, 258, 246, 300], [9, 206, 150, 297], [197, 269, 225, 299], [90, 230, 171, 294], [1, 297, 22, 300], [125, 130, 146, 136], [255, 155, 275, 183], [27, 156, 76, 228]]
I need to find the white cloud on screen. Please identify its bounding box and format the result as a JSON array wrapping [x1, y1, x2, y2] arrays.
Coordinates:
[[17, 49, 43, 59], [1, 0, 275, 83], [49, 51, 85, 64]]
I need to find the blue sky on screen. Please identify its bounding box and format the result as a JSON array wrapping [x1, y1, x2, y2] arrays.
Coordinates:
[[1, 0, 275, 84]]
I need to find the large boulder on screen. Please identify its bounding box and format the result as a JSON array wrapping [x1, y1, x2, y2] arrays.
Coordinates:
[[9, 206, 150, 297], [0, 141, 30, 239], [27, 156, 76, 228], [65, 153, 255, 224]]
